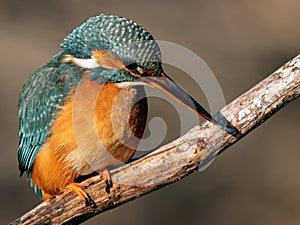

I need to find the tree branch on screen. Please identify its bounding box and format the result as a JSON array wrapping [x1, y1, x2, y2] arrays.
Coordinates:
[[10, 54, 300, 225]]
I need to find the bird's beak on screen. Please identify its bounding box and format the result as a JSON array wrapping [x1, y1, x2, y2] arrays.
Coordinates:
[[139, 72, 214, 123]]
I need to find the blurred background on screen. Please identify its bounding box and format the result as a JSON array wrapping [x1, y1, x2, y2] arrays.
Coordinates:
[[1, 0, 299, 224]]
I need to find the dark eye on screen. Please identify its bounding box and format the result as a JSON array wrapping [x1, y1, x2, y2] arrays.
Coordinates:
[[125, 62, 137, 70]]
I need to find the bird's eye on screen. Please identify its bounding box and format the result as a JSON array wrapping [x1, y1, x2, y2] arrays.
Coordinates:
[[125, 62, 138, 70]]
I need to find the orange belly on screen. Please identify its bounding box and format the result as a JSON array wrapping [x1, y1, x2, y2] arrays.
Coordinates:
[[31, 74, 147, 199]]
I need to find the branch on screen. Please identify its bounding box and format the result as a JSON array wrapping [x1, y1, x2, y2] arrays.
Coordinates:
[[10, 54, 300, 225]]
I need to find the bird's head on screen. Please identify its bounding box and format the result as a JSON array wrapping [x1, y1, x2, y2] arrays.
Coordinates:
[[60, 14, 214, 122]]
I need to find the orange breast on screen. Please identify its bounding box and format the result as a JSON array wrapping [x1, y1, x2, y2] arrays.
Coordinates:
[[31, 72, 147, 197]]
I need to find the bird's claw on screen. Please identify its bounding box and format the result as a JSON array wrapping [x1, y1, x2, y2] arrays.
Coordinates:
[[85, 193, 97, 208], [105, 179, 113, 193], [100, 168, 113, 193]]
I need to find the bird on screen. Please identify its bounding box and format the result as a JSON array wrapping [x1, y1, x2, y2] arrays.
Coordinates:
[[17, 14, 220, 207]]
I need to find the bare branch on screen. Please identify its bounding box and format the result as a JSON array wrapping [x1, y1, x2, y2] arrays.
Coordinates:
[[10, 54, 300, 225]]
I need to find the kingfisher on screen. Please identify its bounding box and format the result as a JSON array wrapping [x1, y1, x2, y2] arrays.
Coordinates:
[[18, 14, 220, 207]]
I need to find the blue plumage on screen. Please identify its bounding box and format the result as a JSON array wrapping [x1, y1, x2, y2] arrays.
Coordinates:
[[61, 14, 161, 64], [18, 55, 84, 175]]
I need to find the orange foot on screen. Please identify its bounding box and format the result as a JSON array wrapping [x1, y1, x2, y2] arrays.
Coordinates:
[[67, 183, 97, 208], [100, 168, 113, 193]]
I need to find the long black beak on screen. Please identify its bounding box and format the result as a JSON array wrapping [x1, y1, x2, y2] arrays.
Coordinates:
[[140, 72, 215, 124]]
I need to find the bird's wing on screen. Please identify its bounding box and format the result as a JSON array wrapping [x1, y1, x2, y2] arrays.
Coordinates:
[[17, 55, 84, 175]]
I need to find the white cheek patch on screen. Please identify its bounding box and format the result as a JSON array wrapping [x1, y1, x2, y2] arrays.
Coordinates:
[[62, 54, 100, 69], [61, 53, 146, 85]]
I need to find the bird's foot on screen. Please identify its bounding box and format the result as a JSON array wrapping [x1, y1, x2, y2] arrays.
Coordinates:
[[100, 168, 113, 193], [67, 183, 97, 208]]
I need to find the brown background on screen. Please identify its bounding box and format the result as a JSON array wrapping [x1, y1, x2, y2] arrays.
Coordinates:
[[1, 0, 299, 224]]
